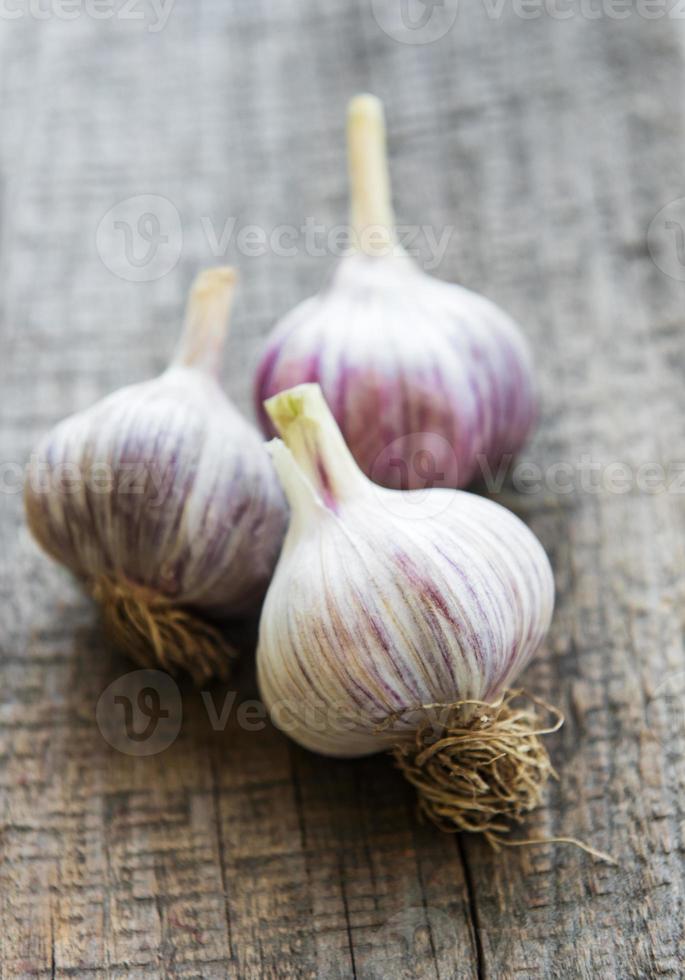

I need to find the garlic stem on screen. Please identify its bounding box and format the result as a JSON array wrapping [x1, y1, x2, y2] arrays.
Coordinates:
[[172, 266, 237, 377], [347, 94, 397, 256], [267, 439, 325, 525], [264, 383, 368, 510]]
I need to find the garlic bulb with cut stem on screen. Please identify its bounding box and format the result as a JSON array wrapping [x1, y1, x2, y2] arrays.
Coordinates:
[[255, 94, 537, 491], [257, 383, 560, 844], [25, 268, 287, 683]]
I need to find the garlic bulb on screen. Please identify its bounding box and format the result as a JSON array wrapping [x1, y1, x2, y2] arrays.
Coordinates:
[[257, 384, 558, 841], [255, 94, 537, 491], [25, 268, 287, 682], [258, 382, 553, 755]]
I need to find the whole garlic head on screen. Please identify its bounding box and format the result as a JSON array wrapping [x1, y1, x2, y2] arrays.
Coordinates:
[[25, 268, 287, 680], [257, 383, 554, 758], [255, 95, 537, 490]]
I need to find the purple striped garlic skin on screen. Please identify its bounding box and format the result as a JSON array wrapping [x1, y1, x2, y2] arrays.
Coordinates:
[[255, 252, 537, 490], [253, 94, 538, 492], [256, 383, 554, 759], [25, 268, 287, 618]]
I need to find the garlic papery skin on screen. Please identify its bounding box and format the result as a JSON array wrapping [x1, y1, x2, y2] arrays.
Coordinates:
[[256, 383, 554, 759], [255, 94, 537, 491], [25, 268, 287, 681]]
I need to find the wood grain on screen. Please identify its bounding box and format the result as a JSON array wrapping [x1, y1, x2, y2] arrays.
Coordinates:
[[2, 3, 685, 977]]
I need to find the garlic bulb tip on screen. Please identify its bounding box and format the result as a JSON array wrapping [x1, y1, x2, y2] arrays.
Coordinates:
[[347, 92, 384, 121], [347, 92, 396, 255], [264, 382, 323, 433], [173, 265, 238, 376]]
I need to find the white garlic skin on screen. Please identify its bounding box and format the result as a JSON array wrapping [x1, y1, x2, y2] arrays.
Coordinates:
[[257, 384, 554, 758], [255, 94, 537, 491], [25, 269, 287, 618], [255, 252, 537, 490]]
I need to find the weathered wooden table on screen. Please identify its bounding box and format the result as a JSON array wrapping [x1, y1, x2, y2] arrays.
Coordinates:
[[2, 3, 684, 977]]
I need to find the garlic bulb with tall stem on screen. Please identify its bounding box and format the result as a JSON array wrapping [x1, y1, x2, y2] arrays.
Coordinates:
[[25, 268, 287, 683], [255, 94, 537, 491], [257, 383, 559, 844]]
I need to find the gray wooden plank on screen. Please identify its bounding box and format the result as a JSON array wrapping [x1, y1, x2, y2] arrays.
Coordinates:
[[1, 3, 684, 978]]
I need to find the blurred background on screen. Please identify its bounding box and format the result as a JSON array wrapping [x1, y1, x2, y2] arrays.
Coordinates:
[[2, 3, 685, 978]]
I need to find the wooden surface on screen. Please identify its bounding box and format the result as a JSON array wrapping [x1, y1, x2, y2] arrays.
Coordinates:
[[2, 3, 685, 978]]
